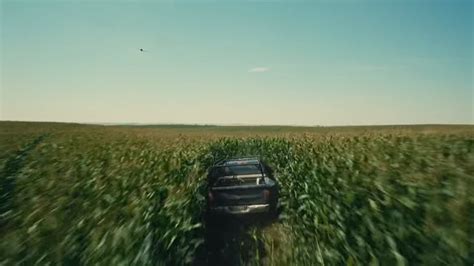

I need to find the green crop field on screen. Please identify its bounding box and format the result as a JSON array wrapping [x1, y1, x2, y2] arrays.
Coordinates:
[[1, 121, 473, 265]]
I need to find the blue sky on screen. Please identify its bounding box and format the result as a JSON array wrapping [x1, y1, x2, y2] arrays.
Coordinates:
[[1, 0, 472, 125]]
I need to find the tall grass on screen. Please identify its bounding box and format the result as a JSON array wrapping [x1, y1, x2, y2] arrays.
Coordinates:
[[1, 124, 472, 265]]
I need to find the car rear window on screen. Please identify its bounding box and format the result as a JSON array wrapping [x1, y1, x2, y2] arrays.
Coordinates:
[[211, 164, 262, 177]]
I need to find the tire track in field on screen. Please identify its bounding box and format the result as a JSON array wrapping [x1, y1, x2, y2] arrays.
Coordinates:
[[0, 134, 48, 226], [194, 215, 274, 266]]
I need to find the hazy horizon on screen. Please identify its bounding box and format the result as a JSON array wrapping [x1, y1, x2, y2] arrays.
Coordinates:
[[1, 119, 473, 128], [1, 0, 473, 126]]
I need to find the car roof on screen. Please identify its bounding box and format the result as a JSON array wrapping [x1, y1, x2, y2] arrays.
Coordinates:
[[214, 157, 261, 166]]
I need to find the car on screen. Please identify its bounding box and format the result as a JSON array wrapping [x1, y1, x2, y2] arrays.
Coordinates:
[[206, 156, 279, 217]]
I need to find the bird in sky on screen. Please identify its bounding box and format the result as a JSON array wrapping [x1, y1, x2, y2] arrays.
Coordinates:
[[139, 48, 149, 52]]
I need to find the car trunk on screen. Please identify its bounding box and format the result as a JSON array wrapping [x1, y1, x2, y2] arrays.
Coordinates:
[[210, 183, 271, 206]]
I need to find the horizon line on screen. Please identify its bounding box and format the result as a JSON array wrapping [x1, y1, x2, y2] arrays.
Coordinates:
[[1, 119, 473, 128]]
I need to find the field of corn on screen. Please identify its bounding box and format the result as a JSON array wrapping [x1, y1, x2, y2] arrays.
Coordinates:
[[1, 122, 473, 265]]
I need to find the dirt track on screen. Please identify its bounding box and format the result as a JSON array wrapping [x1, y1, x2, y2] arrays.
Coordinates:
[[193, 214, 278, 266]]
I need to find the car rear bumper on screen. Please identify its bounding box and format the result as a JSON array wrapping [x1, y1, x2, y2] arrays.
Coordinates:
[[210, 204, 270, 215]]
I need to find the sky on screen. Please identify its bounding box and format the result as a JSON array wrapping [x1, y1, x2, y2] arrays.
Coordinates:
[[1, 0, 472, 126]]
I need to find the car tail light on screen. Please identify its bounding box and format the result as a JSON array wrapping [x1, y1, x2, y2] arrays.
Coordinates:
[[263, 189, 270, 200], [208, 191, 214, 205]]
